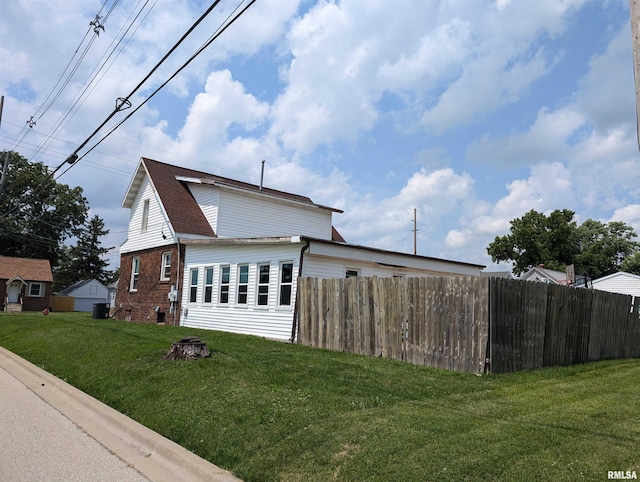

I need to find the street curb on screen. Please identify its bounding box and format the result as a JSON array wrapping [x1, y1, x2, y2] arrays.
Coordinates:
[[0, 347, 241, 482]]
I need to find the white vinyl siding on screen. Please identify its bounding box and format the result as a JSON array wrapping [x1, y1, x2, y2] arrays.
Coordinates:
[[216, 189, 333, 239], [121, 176, 174, 254], [188, 184, 220, 234], [180, 243, 302, 340]]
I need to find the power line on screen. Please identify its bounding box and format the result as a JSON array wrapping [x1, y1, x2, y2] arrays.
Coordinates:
[[63, 0, 257, 175]]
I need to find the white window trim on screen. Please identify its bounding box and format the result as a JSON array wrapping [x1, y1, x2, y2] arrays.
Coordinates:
[[236, 264, 249, 305], [256, 262, 271, 307], [130, 256, 140, 292], [141, 199, 150, 233], [219, 265, 231, 305], [189, 268, 199, 304], [28, 282, 43, 297], [204, 266, 214, 304], [278, 261, 294, 307], [160, 251, 172, 281]]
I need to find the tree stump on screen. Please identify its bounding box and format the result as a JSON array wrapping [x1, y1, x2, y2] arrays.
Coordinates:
[[163, 336, 211, 360]]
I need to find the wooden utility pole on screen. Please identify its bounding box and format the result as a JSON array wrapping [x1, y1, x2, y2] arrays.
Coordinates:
[[631, 0, 640, 151], [0, 96, 8, 194], [413, 208, 417, 255]]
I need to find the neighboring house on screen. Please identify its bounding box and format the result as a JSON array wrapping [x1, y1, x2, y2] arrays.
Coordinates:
[[0, 255, 53, 312], [519, 265, 570, 285], [56, 279, 108, 312], [590, 272, 640, 298], [116, 157, 485, 340]]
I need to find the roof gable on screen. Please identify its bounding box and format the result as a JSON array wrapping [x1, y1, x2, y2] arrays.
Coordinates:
[[122, 158, 342, 239], [0, 256, 53, 282]]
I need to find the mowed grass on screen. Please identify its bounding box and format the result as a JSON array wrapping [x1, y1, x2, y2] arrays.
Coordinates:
[[0, 312, 639, 481]]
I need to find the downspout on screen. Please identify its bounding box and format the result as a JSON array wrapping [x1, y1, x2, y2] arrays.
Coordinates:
[[174, 238, 181, 326], [290, 239, 310, 343]]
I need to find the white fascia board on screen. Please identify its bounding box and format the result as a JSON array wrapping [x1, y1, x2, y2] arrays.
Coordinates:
[[199, 178, 342, 214], [121, 159, 146, 208], [180, 236, 298, 246]]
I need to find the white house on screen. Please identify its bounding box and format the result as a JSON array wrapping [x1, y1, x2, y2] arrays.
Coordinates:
[[116, 157, 485, 340], [590, 272, 640, 298], [57, 279, 109, 312], [519, 265, 570, 285]]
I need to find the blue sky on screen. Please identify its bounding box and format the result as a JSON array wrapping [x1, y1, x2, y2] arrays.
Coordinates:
[[1, 0, 638, 272]]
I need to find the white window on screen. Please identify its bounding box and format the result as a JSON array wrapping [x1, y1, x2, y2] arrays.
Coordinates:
[[130, 256, 140, 291], [219, 265, 230, 304], [204, 267, 214, 303], [279, 262, 294, 306], [141, 199, 149, 233], [257, 263, 270, 306], [189, 268, 198, 303], [28, 282, 43, 297], [161, 252, 172, 280], [237, 264, 249, 304]]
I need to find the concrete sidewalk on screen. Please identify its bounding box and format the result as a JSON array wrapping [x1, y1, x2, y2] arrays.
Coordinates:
[[0, 346, 241, 482]]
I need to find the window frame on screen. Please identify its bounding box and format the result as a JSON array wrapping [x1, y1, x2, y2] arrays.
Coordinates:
[[130, 256, 140, 292], [160, 252, 172, 281], [256, 263, 270, 306], [278, 261, 294, 307], [189, 268, 199, 303], [219, 265, 231, 304], [141, 199, 150, 233], [28, 282, 43, 297], [237, 264, 249, 305], [345, 268, 360, 278], [204, 266, 214, 304]]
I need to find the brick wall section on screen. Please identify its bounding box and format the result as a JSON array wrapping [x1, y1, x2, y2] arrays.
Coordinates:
[[115, 245, 185, 325]]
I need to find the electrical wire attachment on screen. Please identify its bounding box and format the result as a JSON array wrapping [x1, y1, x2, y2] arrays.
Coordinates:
[[115, 97, 131, 111], [90, 15, 105, 35], [26, 117, 36, 128], [66, 153, 79, 164]]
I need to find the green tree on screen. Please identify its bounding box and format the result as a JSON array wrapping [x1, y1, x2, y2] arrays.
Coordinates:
[[575, 220, 639, 278], [53, 215, 114, 291], [487, 209, 578, 275], [0, 151, 88, 266], [621, 251, 640, 275], [487, 209, 639, 278]]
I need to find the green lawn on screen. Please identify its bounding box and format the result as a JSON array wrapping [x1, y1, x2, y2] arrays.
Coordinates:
[[0, 312, 638, 481]]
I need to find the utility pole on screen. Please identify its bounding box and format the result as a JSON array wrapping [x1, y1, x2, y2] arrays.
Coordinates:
[[413, 208, 417, 255], [631, 0, 640, 151], [0, 96, 8, 194]]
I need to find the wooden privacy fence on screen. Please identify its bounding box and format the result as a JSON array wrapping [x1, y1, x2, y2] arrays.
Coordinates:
[[490, 278, 640, 373], [296, 276, 640, 373], [50, 296, 74, 312], [296, 276, 489, 372]]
